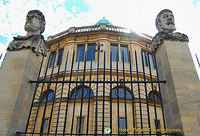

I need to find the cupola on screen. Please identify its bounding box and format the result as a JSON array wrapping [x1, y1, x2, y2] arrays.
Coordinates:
[[95, 17, 113, 26]]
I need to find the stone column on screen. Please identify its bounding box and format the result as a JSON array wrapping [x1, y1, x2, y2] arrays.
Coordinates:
[[0, 49, 43, 135], [155, 40, 200, 136]]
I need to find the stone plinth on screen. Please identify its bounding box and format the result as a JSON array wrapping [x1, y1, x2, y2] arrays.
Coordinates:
[[0, 49, 42, 136], [155, 40, 200, 136]]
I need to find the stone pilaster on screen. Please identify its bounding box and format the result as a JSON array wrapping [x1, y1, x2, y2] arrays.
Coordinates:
[[155, 40, 200, 136], [0, 49, 42, 136]]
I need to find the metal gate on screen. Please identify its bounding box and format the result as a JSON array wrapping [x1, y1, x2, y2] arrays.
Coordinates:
[[17, 43, 177, 136]]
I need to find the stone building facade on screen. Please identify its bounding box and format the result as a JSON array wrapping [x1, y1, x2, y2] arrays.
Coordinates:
[[1, 9, 200, 136], [26, 19, 164, 135]]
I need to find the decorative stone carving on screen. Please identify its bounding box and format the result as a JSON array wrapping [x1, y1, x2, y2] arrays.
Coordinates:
[[152, 9, 189, 51], [7, 10, 47, 56]]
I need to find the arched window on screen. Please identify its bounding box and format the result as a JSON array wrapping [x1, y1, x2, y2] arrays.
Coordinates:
[[148, 91, 161, 104], [71, 86, 94, 99], [111, 87, 133, 99], [41, 90, 55, 102]]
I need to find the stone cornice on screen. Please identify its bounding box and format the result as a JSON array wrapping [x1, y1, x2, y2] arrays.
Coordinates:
[[47, 24, 152, 44]]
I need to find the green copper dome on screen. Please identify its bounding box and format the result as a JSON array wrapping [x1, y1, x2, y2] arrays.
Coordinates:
[[95, 17, 113, 25]]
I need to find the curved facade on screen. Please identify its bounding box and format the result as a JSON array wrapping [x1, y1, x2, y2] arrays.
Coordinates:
[[27, 22, 165, 135]]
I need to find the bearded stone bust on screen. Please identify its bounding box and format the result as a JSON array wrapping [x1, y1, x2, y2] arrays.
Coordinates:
[[156, 9, 176, 33], [152, 9, 189, 51], [7, 10, 47, 56]]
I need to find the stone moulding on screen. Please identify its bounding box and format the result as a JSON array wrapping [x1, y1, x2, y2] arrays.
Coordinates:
[[152, 31, 189, 51], [7, 35, 47, 56]]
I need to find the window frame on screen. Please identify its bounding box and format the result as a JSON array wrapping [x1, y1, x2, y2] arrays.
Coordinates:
[[141, 49, 155, 68], [110, 44, 119, 61], [120, 45, 129, 62], [41, 90, 55, 103], [148, 91, 161, 104], [71, 86, 94, 99], [119, 117, 127, 134], [111, 86, 133, 99], [87, 43, 96, 61], [77, 45, 85, 62], [49, 51, 57, 68], [76, 117, 85, 134], [154, 119, 161, 136], [57, 48, 64, 66], [41, 118, 49, 134], [148, 53, 155, 69], [141, 49, 148, 67]]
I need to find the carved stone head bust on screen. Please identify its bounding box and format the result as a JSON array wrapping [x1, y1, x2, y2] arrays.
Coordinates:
[[156, 9, 176, 33], [7, 10, 47, 56], [152, 9, 189, 52], [25, 10, 46, 35]]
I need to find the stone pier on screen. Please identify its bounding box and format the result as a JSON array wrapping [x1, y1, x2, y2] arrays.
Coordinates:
[[0, 9, 46, 136], [0, 49, 42, 135], [155, 40, 200, 136]]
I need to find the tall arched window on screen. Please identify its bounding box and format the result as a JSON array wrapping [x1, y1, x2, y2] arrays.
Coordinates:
[[148, 91, 161, 104], [71, 86, 94, 99], [111, 86, 133, 99], [41, 90, 55, 102]]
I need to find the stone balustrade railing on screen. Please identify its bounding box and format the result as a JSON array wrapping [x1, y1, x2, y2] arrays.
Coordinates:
[[47, 24, 132, 41]]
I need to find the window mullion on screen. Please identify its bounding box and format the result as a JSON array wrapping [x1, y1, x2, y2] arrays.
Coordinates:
[[85, 43, 88, 53], [55, 48, 59, 66], [118, 43, 120, 62]]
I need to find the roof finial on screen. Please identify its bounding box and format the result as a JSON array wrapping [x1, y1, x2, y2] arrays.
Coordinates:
[[103, 13, 105, 19]]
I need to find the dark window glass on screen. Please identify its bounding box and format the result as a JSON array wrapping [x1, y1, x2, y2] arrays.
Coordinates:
[[42, 118, 49, 134], [119, 118, 126, 134], [110, 44, 118, 61], [76, 117, 84, 134], [148, 91, 161, 104], [155, 120, 161, 136], [141, 50, 147, 67], [111, 87, 133, 99], [57, 49, 64, 66], [148, 53, 155, 68], [49, 51, 56, 68], [42, 91, 55, 102], [121, 45, 128, 62], [155, 120, 161, 129], [77, 45, 85, 62], [71, 87, 94, 98], [87, 44, 96, 61], [142, 50, 155, 68]]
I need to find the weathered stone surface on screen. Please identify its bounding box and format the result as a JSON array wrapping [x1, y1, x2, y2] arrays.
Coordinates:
[[152, 32, 189, 51], [155, 9, 176, 33], [152, 9, 189, 51], [7, 10, 47, 56], [155, 40, 200, 136], [0, 49, 42, 135], [0, 10, 46, 135]]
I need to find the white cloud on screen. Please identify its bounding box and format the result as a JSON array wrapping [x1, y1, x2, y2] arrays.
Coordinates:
[[83, 0, 200, 77], [1, 0, 200, 76], [71, 6, 78, 13], [0, 0, 77, 43]]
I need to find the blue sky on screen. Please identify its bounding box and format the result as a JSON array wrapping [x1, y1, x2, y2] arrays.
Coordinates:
[[1, 0, 200, 75]]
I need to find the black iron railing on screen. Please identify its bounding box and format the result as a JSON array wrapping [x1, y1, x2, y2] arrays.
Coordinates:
[[16, 42, 176, 136]]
